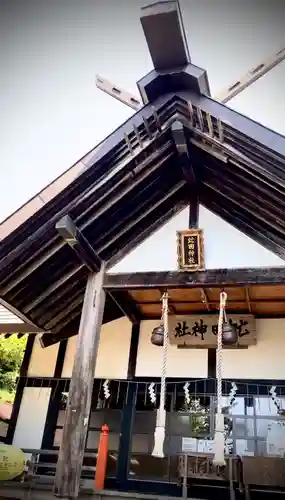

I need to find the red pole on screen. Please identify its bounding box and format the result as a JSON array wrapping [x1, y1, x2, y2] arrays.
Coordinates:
[[94, 424, 109, 490]]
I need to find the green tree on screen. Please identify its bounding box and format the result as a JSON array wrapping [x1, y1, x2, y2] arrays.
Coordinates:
[[181, 398, 210, 437], [0, 336, 27, 395]]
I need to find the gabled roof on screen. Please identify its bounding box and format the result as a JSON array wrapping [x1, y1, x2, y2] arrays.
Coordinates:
[[0, 88, 285, 340], [1, 1, 285, 343]]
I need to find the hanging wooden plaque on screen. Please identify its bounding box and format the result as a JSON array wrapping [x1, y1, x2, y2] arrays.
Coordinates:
[[168, 314, 256, 348], [177, 229, 205, 272]]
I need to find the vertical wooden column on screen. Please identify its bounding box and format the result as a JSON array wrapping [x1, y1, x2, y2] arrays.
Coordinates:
[[188, 193, 199, 229], [42, 340, 68, 450], [116, 322, 140, 488], [127, 322, 140, 380], [188, 193, 216, 377], [116, 383, 137, 489], [53, 263, 106, 498]]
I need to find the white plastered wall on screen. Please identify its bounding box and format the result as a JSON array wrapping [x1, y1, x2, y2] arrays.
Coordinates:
[[28, 334, 59, 377], [13, 386, 51, 450], [24, 318, 285, 386], [135, 320, 208, 378], [136, 318, 285, 380], [62, 317, 132, 379], [221, 318, 285, 380]]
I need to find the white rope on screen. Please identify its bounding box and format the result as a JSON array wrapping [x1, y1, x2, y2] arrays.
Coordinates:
[[213, 291, 227, 466], [152, 292, 169, 458]]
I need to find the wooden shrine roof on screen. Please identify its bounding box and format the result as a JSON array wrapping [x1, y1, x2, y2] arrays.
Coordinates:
[[104, 269, 285, 319], [1, 2, 285, 345], [129, 285, 285, 319]]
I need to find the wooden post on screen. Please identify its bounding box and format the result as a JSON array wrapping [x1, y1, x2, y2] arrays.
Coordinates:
[[116, 383, 137, 488], [94, 424, 109, 490], [53, 263, 106, 498], [188, 193, 199, 229]]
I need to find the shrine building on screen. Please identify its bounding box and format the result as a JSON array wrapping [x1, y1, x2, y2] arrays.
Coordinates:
[[1, 1, 285, 499]]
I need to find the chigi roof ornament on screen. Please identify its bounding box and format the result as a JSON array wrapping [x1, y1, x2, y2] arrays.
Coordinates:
[[2, 1, 285, 495]]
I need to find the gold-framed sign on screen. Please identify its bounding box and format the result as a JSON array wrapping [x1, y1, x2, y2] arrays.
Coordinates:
[[177, 229, 205, 272]]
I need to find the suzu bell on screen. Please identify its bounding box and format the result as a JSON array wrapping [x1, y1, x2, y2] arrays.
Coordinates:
[[222, 321, 238, 345], [151, 325, 164, 346]]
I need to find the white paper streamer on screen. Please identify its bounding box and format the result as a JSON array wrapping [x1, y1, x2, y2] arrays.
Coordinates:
[[103, 379, 111, 399], [148, 382, 156, 404], [183, 382, 191, 405]]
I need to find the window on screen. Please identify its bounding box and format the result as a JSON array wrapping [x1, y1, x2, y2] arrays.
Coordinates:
[[53, 381, 124, 454], [129, 390, 211, 480]]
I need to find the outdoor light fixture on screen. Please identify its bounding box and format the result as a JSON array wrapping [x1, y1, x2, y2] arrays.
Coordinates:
[[151, 324, 164, 346]]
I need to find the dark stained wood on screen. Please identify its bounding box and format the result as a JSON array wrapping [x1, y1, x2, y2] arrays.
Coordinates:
[[127, 322, 140, 379], [188, 193, 199, 229], [107, 199, 188, 270], [1, 89, 285, 345], [242, 456, 285, 487], [207, 348, 216, 378], [0, 323, 43, 334], [55, 215, 141, 324], [53, 264, 106, 498], [202, 186, 285, 260], [104, 267, 285, 290], [140, 1, 190, 71], [56, 215, 101, 271], [171, 120, 195, 184], [134, 283, 285, 317]]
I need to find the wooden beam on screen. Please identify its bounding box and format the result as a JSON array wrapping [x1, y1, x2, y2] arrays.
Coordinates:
[[56, 215, 101, 271], [140, 1, 190, 72], [40, 294, 126, 348], [188, 193, 199, 229], [202, 188, 285, 260], [172, 119, 200, 244], [171, 120, 195, 184], [200, 288, 210, 311], [56, 215, 141, 323], [96, 75, 141, 110], [106, 198, 188, 270], [127, 322, 140, 380], [0, 323, 43, 334], [0, 135, 173, 298], [104, 266, 285, 290], [245, 287, 252, 313], [53, 264, 106, 498], [137, 297, 285, 306]]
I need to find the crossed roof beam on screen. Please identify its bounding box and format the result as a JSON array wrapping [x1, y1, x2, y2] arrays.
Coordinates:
[[96, 0, 285, 110], [2, 91, 285, 346]]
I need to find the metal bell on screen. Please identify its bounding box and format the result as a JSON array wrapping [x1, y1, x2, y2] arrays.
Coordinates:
[[222, 322, 238, 345], [151, 324, 164, 346]]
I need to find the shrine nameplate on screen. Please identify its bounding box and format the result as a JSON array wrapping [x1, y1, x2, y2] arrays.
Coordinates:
[[168, 314, 256, 348], [177, 229, 205, 272]]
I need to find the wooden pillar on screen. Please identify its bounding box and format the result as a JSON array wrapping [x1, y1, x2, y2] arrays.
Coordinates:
[[116, 383, 137, 489], [188, 193, 199, 229], [53, 263, 106, 498], [127, 322, 140, 380]]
